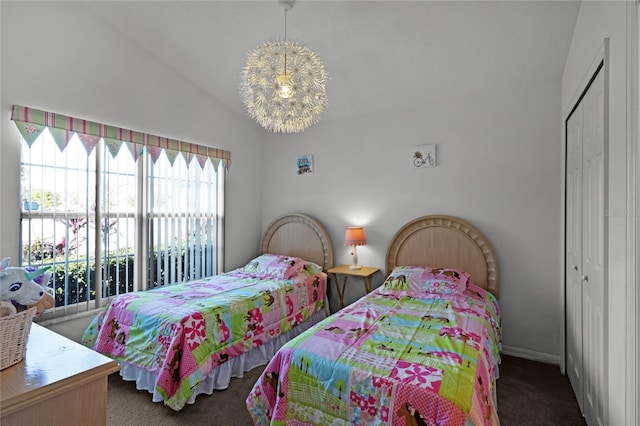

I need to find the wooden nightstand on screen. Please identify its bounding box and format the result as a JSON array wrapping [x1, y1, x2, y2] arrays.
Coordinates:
[[327, 265, 380, 309]]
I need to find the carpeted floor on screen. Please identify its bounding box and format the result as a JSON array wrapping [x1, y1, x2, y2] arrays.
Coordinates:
[[106, 354, 585, 425], [496, 355, 586, 425]]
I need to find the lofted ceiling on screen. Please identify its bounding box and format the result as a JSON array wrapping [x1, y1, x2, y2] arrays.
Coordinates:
[[82, 0, 581, 124]]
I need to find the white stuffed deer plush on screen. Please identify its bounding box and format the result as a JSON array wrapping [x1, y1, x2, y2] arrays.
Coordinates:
[[0, 257, 48, 306]]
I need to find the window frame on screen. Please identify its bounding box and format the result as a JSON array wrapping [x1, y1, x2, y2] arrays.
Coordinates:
[[14, 111, 227, 322]]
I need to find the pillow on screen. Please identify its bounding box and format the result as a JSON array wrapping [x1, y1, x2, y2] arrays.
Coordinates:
[[242, 254, 306, 280], [422, 279, 464, 295], [299, 261, 323, 276], [380, 266, 470, 295], [379, 266, 425, 292], [421, 267, 470, 288]]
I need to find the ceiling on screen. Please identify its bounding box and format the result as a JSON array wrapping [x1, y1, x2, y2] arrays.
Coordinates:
[[82, 0, 581, 123]]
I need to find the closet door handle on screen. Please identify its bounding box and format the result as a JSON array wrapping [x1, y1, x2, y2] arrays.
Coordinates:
[[581, 275, 589, 282], [573, 265, 578, 271]]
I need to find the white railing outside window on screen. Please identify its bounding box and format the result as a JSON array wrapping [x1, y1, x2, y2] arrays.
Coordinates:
[[146, 149, 219, 288]]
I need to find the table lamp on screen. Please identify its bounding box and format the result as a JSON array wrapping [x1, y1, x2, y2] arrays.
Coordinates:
[[344, 226, 366, 270]]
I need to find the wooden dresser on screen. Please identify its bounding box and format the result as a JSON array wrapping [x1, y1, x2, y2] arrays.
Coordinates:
[[0, 323, 120, 425]]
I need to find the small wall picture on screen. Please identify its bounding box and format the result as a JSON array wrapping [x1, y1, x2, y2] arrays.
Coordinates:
[[296, 154, 313, 175], [412, 144, 437, 168]]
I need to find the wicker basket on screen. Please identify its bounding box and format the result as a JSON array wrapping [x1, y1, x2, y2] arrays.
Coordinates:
[[0, 302, 36, 370]]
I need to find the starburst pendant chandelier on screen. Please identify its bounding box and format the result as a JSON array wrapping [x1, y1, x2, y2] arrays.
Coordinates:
[[240, 0, 328, 133]]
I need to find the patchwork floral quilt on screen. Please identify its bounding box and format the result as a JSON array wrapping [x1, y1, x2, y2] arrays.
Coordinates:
[[82, 257, 327, 411], [246, 282, 501, 425]]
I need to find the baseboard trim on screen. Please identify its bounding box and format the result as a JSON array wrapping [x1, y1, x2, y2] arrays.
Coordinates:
[[501, 345, 561, 366]]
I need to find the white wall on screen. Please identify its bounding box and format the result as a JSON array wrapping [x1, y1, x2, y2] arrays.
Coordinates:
[[0, 1, 586, 366], [0, 2, 265, 339], [562, 1, 633, 424], [261, 48, 565, 361]]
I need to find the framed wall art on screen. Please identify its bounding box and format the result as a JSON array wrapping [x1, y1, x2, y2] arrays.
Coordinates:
[[296, 154, 313, 175], [412, 144, 437, 168]]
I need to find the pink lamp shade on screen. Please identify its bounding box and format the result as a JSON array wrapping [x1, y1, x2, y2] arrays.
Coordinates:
[[344, 227, 366, 246]]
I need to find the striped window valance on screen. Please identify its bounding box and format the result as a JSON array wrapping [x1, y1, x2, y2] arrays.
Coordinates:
[[11, 105, 231, 170]]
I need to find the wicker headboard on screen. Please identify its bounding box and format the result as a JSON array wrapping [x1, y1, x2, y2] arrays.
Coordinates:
[[385, 215, 499, 297], [260, 213, 334, 271]]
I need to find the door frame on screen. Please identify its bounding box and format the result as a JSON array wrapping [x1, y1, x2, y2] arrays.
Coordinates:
[[625, 1, 639, 425]]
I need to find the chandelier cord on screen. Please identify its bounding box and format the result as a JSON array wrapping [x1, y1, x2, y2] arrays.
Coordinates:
[[284, 7, 288, 41], [284, 8, 288, 75]]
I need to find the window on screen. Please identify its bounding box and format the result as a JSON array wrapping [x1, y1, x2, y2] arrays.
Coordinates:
[[13, 106, 229, 319]]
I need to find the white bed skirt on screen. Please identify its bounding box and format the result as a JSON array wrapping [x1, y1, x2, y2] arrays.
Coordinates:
[[118, 300, 330, 407]]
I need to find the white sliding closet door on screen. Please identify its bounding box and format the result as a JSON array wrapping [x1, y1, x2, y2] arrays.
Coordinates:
[[566, 66, 606, 426], [566, 98, 583, 409]]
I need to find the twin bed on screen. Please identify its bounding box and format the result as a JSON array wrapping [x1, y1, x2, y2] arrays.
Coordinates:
[[82, 213, 333, 411], [83, 213, 502, 425], [246, 215, 501, 425]]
